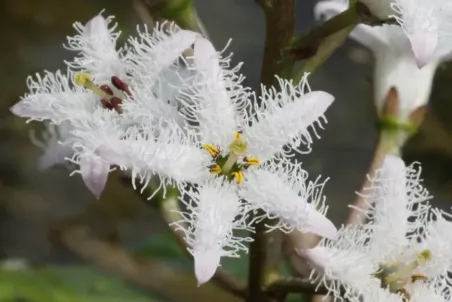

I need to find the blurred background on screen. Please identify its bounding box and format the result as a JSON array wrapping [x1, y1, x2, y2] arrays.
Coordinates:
[[1, 0, 452, 301]]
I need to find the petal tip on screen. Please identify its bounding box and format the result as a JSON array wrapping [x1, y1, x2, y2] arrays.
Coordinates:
[[10, 102, 25, 117], [194, 249, 221, 286], [306, 210, 338, 240], [408, 31, 437, 69], [80, 156, 110, 199]]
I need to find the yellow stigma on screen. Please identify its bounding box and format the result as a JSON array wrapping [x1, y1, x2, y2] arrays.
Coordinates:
[[202, 144, 220, 158], [416, 250, 432, 265], [209, 164, 222, 174], [234, 131, 243, 140], [244, 157, 260, 168], [232, 172, 243, 184], [384, 249, 432, 293], [390, 261, 399, 268], [74, 73, 92, 86], [229, 137, 248, 156], [74, 72, 112, 100]]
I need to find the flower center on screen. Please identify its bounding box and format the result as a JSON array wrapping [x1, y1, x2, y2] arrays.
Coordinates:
[[74, 73, 132, 114], [202, 132, 260, 184], [375, 250, 431, 301]]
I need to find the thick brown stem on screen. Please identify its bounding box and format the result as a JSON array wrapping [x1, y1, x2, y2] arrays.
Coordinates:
[[258, 0, 296, 88], [248, 1, 295, 301]]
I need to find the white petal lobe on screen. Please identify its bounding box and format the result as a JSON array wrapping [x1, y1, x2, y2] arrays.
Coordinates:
[[241, 166, 336, 239], [246, 77, 334, 162], [80, 154, 110, 199], [172, 179, 252, 285]]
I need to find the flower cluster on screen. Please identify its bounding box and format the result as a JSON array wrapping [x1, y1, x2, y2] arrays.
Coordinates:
[[11, 14, 200, 198], [10, 7, 452, 299], [315, 0, 452, 119], [303, 154, 452, 302], [10, 13, 338, 285]]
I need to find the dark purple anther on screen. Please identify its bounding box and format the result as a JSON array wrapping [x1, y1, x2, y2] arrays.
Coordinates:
[[100, 84, 114, 95], [111, 76, 126, 90], [111, 76, 132, 97], [100, 98, 114, 110], [110, 96, 124, 114], [110, 97, 123, 106]]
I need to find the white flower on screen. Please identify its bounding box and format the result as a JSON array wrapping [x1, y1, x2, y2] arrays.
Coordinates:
[[301, 154, 452, 302], [98, 36, 337, 284], [355, 0, 452, 68], [10, 14, 199, 198], [315, 0, 447, 119]]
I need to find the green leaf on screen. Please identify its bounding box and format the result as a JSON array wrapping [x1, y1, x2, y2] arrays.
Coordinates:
[[0, 265, 156, 302]]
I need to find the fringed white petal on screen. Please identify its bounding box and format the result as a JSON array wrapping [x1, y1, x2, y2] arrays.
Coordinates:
[[64, 109, 124, 197], [11, 93, 63, 121], [356, 155, 431, 263], [361, 286, 404, 302], [409, 212, 452, 278], [246, 76, 333, 162], [65, 14, 124, 82], [30, 121, 75, 170], [11, 71, 94, 122], [172, 178, 252, 285], [121, 78, 184, 128], [302, 226, 378, 301], [407, 282, 447, 302], [185, 38, 238, 148], [179, 37, 251, 150], [79, 154, 110, 199], [241, 162, 336, 239], [95, 125, 211, 190], [126, 23, 199, 86]]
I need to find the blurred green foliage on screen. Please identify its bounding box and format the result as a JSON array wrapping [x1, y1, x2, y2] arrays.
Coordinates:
[[0, 265, 154, 302]]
